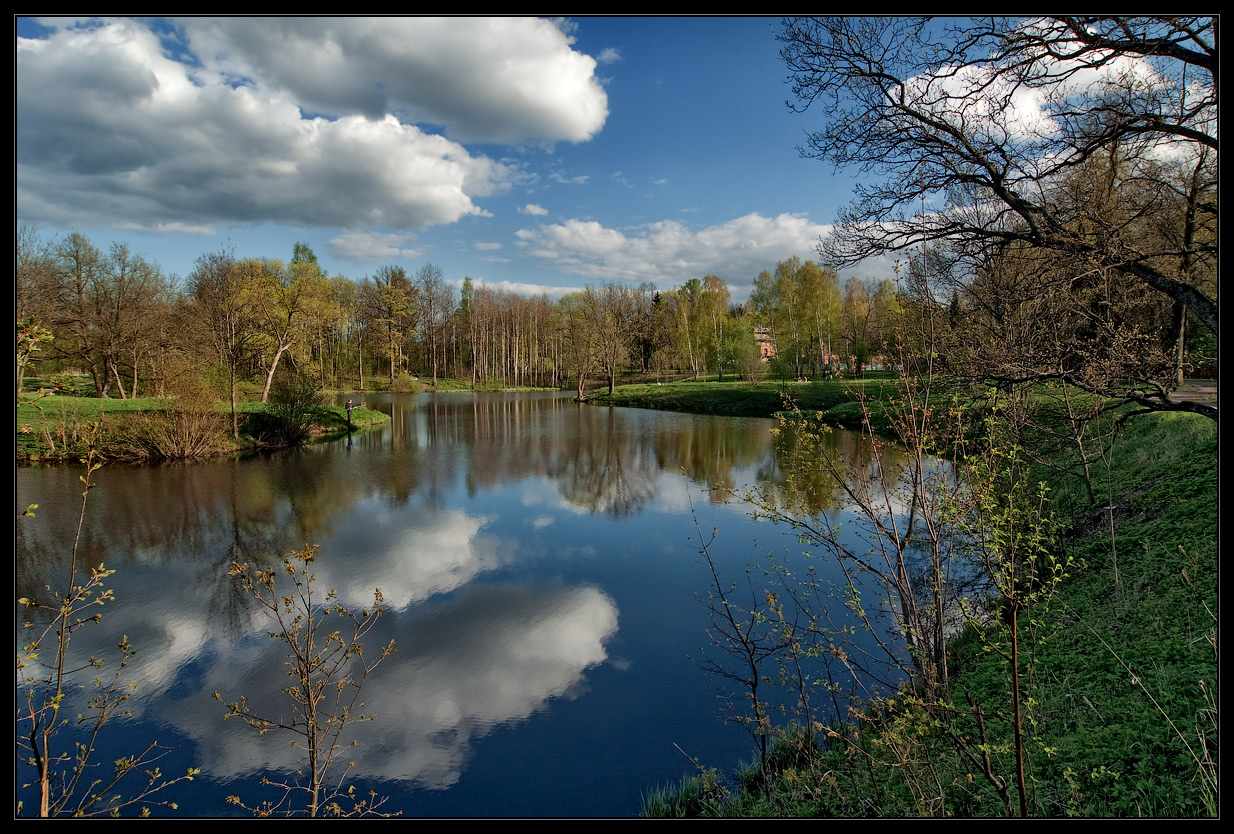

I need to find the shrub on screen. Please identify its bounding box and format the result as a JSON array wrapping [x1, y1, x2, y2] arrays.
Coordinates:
[[17, 451, 199, 815], [246, 372, 324, 448], [218, 546, 396, 817], [390, 371, 420, 393], [119, 375, 230, 460]]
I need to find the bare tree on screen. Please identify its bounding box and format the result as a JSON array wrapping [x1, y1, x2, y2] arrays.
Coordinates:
[[415, 262, 453, 387], [583, 283, 638, 395], [779, 17, 1217, 413], [17, 225, 56, 325]]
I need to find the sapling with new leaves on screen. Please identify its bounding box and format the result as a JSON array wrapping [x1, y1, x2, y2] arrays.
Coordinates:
[[16, 444, 199, 817], [216, 545, 397, 817]]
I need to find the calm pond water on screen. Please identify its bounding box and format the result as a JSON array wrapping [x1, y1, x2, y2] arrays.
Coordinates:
[[16, 391, 913, 817]]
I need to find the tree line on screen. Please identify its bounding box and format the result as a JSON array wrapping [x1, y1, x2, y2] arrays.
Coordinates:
[[17, 228, 908, 411], [17, 17, 1216, 428]]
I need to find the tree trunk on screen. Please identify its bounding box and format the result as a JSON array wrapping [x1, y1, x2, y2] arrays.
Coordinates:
[[260, 344, 291, 402], [1175, 305, 1187, 388], [230, 362, 239, 438], [110, 362, 127, 399]]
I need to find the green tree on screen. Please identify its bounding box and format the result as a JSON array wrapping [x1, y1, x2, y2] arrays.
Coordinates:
[[363, 266, 415, 385], [190, 247, 259, 437], [840, 276, 872, 376], [291, 241, 318, 265], [239, 257, 327, 403], [17, 318, 54, 400], [670, 278, 704, 379], [798, 260, 842, 373], [699, 275, 731, 379]]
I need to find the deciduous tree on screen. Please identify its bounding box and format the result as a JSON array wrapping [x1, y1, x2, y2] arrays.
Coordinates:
[[190, 247, 258, 437], [779, 17, 1217, 412]]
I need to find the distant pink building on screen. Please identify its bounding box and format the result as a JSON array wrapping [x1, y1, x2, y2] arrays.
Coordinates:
[[754, 327, 776, 362]]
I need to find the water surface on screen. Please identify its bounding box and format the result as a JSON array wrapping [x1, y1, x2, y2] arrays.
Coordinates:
[[16, 391, 904, 817]]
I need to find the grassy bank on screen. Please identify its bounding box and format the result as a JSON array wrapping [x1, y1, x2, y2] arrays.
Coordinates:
[[642, 404, 1218, 817], [17, 393, 388, 463], [586, 375, 900, 425]]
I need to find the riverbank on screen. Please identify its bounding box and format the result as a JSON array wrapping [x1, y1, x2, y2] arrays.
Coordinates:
[[584, 376, 902, 431], [16, 393, 388, 463], [641, 404, 1218, 817]]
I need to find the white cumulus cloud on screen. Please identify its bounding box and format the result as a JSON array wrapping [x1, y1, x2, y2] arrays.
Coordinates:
[[178, 17, 609, 144], [16, 17, 610, 234], [329, 231, 425, 261], [515, 212, 836, 285]]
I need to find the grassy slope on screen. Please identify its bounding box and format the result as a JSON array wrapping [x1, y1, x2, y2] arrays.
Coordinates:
[[1023, 413, 1217, 816], [637, 390, 1217, 817], [587, 376, 901, 424], [17, 393, 388, 461]]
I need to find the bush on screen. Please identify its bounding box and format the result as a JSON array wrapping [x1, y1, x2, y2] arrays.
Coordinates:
[[390, 371, 420, 393], [246, 373, 324, 448], [119, 375, 230, 460]]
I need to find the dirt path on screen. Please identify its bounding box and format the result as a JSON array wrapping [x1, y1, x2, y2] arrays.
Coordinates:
[[1169, 382, 1218, 409]]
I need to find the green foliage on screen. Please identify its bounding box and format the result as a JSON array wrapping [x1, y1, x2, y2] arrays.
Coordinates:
[[244, 372, 325, 448], [390, 370, 420, 392], [16, 317, 54, 399], [217, 545, 397, 817], [48, 373, 79, 393]]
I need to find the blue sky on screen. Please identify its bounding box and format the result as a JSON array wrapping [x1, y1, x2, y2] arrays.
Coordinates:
[[16, 17, 889, 302]]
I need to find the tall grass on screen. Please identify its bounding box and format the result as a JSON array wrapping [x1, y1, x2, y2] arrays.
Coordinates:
[[120, 403, 231, 460]]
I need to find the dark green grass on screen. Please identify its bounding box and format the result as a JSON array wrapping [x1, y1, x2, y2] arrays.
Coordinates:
[[643, 407, 1217, 817], [587, 375, 900, 421]]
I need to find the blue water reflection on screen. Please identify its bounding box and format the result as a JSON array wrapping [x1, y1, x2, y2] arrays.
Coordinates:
[[16, 391, 918, 817]]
